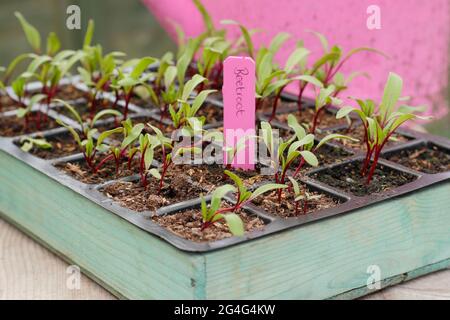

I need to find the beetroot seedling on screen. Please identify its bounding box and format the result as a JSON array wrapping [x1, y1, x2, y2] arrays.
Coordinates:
[[336, 72, 430, 184]]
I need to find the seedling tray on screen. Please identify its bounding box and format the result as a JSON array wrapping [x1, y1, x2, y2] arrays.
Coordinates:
[[1, 78, 449, 299]]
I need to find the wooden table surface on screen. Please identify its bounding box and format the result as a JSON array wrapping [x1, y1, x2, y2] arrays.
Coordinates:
[[1, 218, 449, 300]]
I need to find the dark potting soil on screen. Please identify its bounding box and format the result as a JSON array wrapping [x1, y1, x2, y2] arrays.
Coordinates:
[[171, 163, 273, 191], [130, 95, 156, 109], [15, 132, 79, 159], [152, 205, 265, 242], [257, 96, 298, 113], [385, 144, 450, 174], [252, 187, 342, 218], [54, 84, 89, 101], [100, 172, 203, 212], [311, 161, 417, 197], [56, 157, 140, 184], [197, 103, 223, 124], [0, 112, 58, 137], [26, 84, 89, 101], [327, 125, 411, 151], [274, 107, 346, 129]]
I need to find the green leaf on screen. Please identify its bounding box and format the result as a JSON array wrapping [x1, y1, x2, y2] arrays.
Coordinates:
[[260, 121, 274, 155], [299, 150, 318, 167], [121, 124, 145, 149], [144, 147, 154, 170], [224, 170, 246, 196], [284, 47, 309, 73], [224, 213, 244, 237], [54, 99, 83, 126], [163, 65, 177, 90], [210, 184, 236, 214], [193, 0, 215, 34], [182, 74, 206, 101], [190, 89, 216, 117], [288, 176, 300, 196], [336, 106, 357, 119], [4, 53, 34, 81], [15, 12, 41, 53], [83, 20, 95, 48], [288, 134, 315, 155], [130, 57, 156, 79], [250, 183, 287, 201], [148, 168, 161, 179], [380, 72, 403, 120], [287, 114, 306, 140], [56, 118, 81, 145], [268, 32, 290, 54], [46, 32, 61, 56], [97, 127, 123, 146], [316, 134, 358, 149], [307, 30, 329, 52], [92, 109, 122, 126], [221, 20, 254, 57]]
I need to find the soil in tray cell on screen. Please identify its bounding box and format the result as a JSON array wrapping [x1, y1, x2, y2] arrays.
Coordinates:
[[310, 160, 417, 197], [53, 84, 89, 101], [197, 103, 223, 125], [152, 203, 265, 242], [100, 171, 204, 212], [26, 84, 89, 101], [385, 144, 450, 174], [0, 111, 58, 137], [252, 184, 343, 218], [171, 163, 274, 190], [56, 157, 140, 184], [14, 132, 79, 159]]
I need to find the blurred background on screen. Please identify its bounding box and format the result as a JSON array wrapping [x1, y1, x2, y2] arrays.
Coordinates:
[[0, 0, 449, 137]]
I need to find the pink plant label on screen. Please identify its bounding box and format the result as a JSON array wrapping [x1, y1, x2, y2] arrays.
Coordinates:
[[222, 56, 256, 170]]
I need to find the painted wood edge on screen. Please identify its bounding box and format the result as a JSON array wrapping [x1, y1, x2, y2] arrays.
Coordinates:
[[330, 258, 450, 300]]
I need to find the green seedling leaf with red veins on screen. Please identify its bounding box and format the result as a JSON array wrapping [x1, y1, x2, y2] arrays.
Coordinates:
[[16, 93, 46, 118], [54, 99, 122, 136], [336, 72, 430, 184], [200, 184, 245, 236], [20, 136, 52, 153], [224, 170, 286, 208], [15, 12, 41, 54]]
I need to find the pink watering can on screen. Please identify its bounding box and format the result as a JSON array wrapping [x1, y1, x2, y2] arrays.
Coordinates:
[[142, 0, 449, 120]]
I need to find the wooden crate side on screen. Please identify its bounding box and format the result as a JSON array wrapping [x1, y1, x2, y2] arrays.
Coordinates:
[[0, 150, 205, 299], [203, 181, 450, 299]]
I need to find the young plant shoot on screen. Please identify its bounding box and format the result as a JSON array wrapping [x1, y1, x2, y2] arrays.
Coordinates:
[[336, 72, 430, 184]]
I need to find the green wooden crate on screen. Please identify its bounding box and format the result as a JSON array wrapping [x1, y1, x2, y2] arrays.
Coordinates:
[[1, 145, 449, 299]]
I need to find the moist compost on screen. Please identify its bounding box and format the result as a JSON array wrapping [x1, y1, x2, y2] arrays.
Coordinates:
[[15, 132, 78, 159], [385, 144, 450, 174], [152, 205, 265, 242], [171, 163, 273, 190], [252, 187, 342, 218], [311, 160, 417, 197], [197, 103, 223, 124], [56, 157, 140, 184], [0, 111, 58, 137], [100, 172, 203, 212]]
